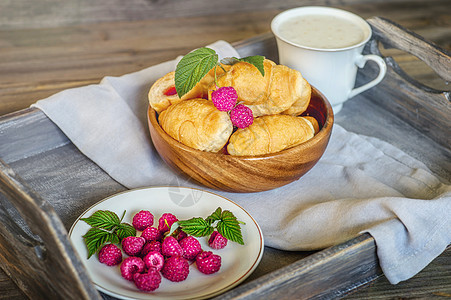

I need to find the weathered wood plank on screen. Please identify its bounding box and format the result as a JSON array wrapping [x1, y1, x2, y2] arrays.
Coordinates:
[[216, 234, 381, 300], [1, 0, 450, 116], [0, 160, 101, 299], [359, 17, 451, 149], [0, 0, 432, 30], [345, 246, 451, 299]]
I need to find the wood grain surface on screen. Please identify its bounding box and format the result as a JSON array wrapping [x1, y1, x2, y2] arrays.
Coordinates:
[[0, 0, 450, 299], [0, 0, 450, 116]]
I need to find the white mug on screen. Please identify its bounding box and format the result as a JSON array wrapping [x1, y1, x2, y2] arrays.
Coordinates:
[[271, 6, 387, 113]]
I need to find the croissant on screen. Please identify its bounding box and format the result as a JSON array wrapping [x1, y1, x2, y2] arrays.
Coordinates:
[[227, 115, 315, 156], [211, 59, 311, 116], [148, 65, 230, 114], [159, 98, 233, 152], [148, 72, 181, 114]]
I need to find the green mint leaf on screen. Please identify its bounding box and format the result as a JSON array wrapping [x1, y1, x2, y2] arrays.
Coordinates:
[[217, 210, 244, 245], [220, 55, 265, 77], [175, 47, 218, 98], [178, 217, 214, 237], [80, 210, 120, 231], [205, 207, 222, 225], [116, 223, 136, 240], [82, 228, 117, 259], [239, 55, 265, 77]]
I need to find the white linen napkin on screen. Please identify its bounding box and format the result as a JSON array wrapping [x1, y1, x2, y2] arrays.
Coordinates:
[[32, 40, 451, 285]]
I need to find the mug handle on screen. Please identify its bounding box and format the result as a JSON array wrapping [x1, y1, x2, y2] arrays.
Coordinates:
[[348, 54, 387, 98]]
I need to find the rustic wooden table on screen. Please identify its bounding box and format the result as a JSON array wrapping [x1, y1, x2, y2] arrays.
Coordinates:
[[1, 0, 450, 299]]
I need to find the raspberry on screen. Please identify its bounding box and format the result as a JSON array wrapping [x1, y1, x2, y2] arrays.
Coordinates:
[[208, 231, 228, 250], [120, 257, 145, 281], [161, 256, 190, 282], [143, 251, 165, 272], [179, 236, 202, 260], [141, 240, 161, 257], [211, 86, 238, 111], [132, 210, 154, 231], [133, 269, 161, 291], [161, 236, 183, 257], [141, 226, 161, 242], [230, 104, 254, 128], [196, 251, 221, 275], [122, 236, 146, 256], [98, 244, 122, 266], [158, 213, 178, 233]]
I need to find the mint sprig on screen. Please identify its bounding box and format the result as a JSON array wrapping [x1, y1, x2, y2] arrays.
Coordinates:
[[80, 210, 135, 259], [174, 47, 265, 98], [176, 207, 245, 245], [175, 47, 218, 98]]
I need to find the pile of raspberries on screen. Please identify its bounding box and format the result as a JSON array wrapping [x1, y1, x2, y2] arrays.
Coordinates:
[[97, 210, 228, 292]]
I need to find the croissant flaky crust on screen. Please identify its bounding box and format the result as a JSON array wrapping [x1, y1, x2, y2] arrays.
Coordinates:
[[227, 115, 315, 156], [159, 98, 233, 153], [211, 59, 311, 117]]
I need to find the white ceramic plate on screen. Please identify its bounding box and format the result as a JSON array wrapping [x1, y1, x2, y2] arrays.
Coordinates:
[[69, 186, 264, 300]]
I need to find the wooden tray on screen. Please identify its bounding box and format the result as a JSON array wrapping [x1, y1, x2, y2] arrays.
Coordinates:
[[0, 17, 450, 299]]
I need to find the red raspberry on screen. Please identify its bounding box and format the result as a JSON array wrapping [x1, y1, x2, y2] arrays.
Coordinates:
[[98, 244, 122, 266], [179, 236, 202, 260], [122, 236, 146, 256], [140, 226, 161, 242], [143, 251, 165, 272], [230, 104, 254, 128], [211, 86, 238, 111], [208, 231, 228, 250], [133, 269, 161, 291], [161, 256, 190, 282], [196, 251, 221, 275], [120, 257, 145, 281], [141, 240, 161, 257], [132, 210, 154, 231], [158, 213, 178, 233], [161, 236, 183, 257]]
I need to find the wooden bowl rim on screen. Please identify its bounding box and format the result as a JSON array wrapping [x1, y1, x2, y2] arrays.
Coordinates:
[[147, 86, 334, 160]]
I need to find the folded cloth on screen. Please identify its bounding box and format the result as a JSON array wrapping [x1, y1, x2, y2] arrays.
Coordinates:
[[32, 40, 451, 285]]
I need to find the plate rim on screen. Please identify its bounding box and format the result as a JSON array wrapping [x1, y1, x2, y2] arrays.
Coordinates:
[[68, 186, 264, 300]]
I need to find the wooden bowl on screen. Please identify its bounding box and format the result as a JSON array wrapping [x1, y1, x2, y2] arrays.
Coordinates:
[[147, 87, 334, 193]]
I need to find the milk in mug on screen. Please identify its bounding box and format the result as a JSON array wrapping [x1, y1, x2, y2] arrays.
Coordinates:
[[278, 14, 366, 49]]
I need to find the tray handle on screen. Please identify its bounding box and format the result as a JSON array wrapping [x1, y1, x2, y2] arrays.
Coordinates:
[[0, 159, 101, 299], [367, 16, 451, 83], [357, 17, 450, 148]]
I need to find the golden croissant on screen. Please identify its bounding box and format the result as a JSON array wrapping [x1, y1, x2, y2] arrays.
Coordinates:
[[227, 115, 315, 156], [159, 98, 233, 152], [210, 59, 311, 116]]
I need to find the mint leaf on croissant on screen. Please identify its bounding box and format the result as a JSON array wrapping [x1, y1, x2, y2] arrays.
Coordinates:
[[175, 47, 265, 98], [175, 47, 218, 98]]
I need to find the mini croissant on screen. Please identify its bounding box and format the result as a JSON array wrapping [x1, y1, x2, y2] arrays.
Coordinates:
[[148, 65, 230, 114], [227, 115, 315, 156], [159, 98, 233, 152], [211, 59, 311, 116]]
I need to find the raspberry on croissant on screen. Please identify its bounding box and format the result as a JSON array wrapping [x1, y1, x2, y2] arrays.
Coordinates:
[[210, 59, 311, 117]]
